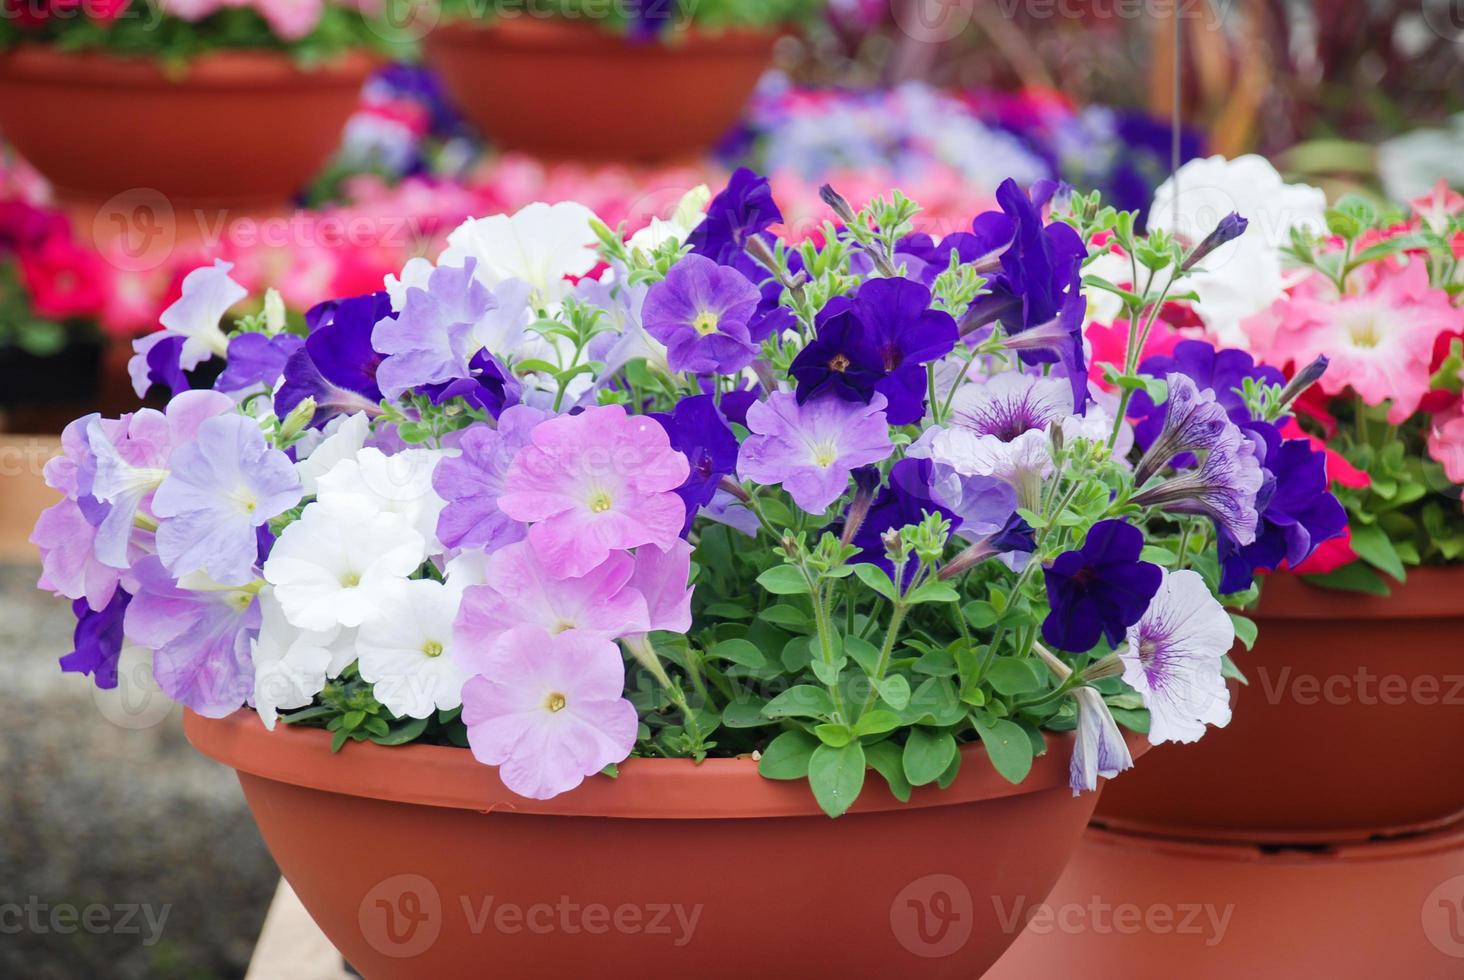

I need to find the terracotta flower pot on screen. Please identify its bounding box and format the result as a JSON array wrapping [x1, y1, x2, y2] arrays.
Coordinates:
[[422, 19, 779, 163], [185, 710, 1145, 978], [0, 46, 377, 210], [985, 821, 1464, 978], [1095, 567, 1464, 844]]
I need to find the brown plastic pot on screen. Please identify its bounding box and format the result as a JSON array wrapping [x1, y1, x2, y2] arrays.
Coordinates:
[[1095, 567, 1464, 844], [0, 46, 377, 209], [185, 710, 1145, 978], [985, 821, 1464, 979], [422, 19, 778, 163]]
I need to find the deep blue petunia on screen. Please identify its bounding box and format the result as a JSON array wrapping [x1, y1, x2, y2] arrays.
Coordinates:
[[687, 167, 783, 266], [963, 178, 1086, 338], [790, 295, 887, 405], [58, 589, 131, 691], [276, 290, 392, 426], [1042, 519, 1163, 653], [651, 394, 740, 534], [851, 458, 960, 586]]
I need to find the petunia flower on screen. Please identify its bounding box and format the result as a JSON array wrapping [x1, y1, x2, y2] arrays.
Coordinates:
[[371, 259, 495, 401], [294, 412, 372, 497], [262, 497, 427, 632], [214, 332, 304, 394], [276, 290, 389, 427], [851, 458, 959, 584], [650, 394, 739, 532], [737, 391, 895, 514], [1132, 427, 1265, 546], [1133, 373, 1240, 485], [453, 544, 651, 675], [686, 167, 783, 266], [499, 405, 690, 579], [949, 372, 1073, 441], [461, 626, 638, 800], [357, 579, 471, 719], [123, 557, 260, 718], [1068, 686, 1134, 795], [432, 404, 550, 553], [439, 201, 601, 305], [250, 589, 337, 730], [58, 590, 131, 691], [928, 426, 1052, 512], [1120, 568, 1234, 744], [1042, 519, 1163, 653], [128, 259, 246, 397], [962, 178, 1086, 337], [152, 413, 302, 586], [316, 446, 451, 551], [642, 253, 761, 374], [1428, 406, 1464, 486], [626, 539, 695, 635]]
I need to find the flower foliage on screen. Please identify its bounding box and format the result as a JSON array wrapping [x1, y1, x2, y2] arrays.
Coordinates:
[[33, 169, 1346, 814]]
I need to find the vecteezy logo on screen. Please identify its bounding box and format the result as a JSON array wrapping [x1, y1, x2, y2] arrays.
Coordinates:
[[890, 0, 975, 44], [1422, 874, 1464, 958], [91, 188, 176, 273], [359, 874, 443, 958], [1421, 0, 1464, 43], [890, 873, 974, 958]]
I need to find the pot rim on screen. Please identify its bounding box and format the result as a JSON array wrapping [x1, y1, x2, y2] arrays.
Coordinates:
[[0, 44, 381, 88], [1085, 816, 1464, 866], [426, 16, 785, 55], [184, 709, 1147, 820], [1256, 564, 1464, 621]]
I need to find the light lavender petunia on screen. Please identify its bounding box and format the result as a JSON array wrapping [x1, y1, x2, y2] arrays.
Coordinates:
[[124, 556, 260, 718], [1068, 686, 1135, 795], [153, 414, 302, 586], [642, 253, 761, 374], [1131, 426, 1263, 545], [372, 259, 494, 400], [432, 404, 550, 552], [737, 391, 895, 514], [1133, 373, 1236, 485], [949, 372, 1073, 440]]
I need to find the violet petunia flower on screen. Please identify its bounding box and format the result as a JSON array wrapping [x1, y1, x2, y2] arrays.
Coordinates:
[[152, 413, 302, 586], [686, 167, 783, 266], [1042, 519, 1163, 653], [928, 426, 1052, 512], [1068, 686, 1135, 795], [651, 394, 739, 532], [461, 626, 638, 800], [432, 403, 550, 553], [498, 404, 690, 579], [851, 458, 959, 585], [789, 295, 884, 404], [372, 259, 494, 401], [997, 292, 1090, 416], [124, 556, 260, 718], [1130, 339, 1286, 450], [1132, 426, 1264, 546], [276, 290, 391, 427], [1120, 568, 1234, 744], [962, 178, 1086, 336], [642, 253, 762, 374], [214, 332, 304, 394], [1133, 373, 1240, 485], [737, 391, 895, 515], [949, 372, 1074, 441], [127, 259, 246, 397], [59, 590, 131, 690]]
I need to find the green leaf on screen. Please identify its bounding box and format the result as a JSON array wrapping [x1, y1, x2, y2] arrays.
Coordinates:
[[758, 730, 819, 780], [972, 717, 1034, 784], [761, 685, 835, 721], [864, 740, 912, 802], [853, 563, 898, 601], [814, 723, 854, 747], [1302, 563, 1393, 596], [370, 716, 429, 746], [1347, 524, 1408, 581], [809, 656, 846, 687], [756, 565, 810, 596], [712, 638, 769, 670], [962, 601, 998, 629], [843, 635, 881, 676], [873, 674, 911, 710], [1229, 612, 1258, 652], [342, 710, 366, 731], [936, 750, 962, 790], [780, 636, 814, 673], [986, 656, 1042, 696], [759, 604, 812, 631], [905, 580, 961, 605], [721, 699, 769, 729], [853, 709, 902, 736], [703, 601, 752, 620], [808, 742, 867, 818], [903, 727, 957, 786]]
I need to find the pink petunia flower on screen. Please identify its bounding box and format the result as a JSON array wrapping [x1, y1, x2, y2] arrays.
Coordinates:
[[1248, 259, 1462, 424], [1427, 404, 1464, 487], [498, 405, 689, 579], [461, 626, 638, 800]]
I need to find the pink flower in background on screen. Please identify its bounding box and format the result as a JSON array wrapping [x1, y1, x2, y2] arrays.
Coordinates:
[[251, 0, 324, 40], [19, 231, 109, 319], [461, 627, 638, 800], [1410, 179, 1464, 236], [1248, 260, 1461, 424], [1427, 406, 1464, 486], [499, 405, 689, 578]]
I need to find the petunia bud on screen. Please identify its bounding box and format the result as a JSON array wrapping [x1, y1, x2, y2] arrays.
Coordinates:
[[277, 397, 317, 444], [1181, 212, 1248, 271], [818, 184, 858, 225], [1277, 355, 1329, 409]]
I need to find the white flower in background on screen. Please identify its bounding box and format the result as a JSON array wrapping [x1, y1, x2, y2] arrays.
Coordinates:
[[626, 184, 711, 253], [1069, 686, 1134, 795], [294, 412, 371, 496], [1120, 568, 1235, 745], [1149, 154, 1326, 346], [250, 588, 336, 730], [356, 578, 470, 719], [1377, 114, 1464, 203], [262, 497, 427, 631], [439, 201, 601, 305], [316, 446, 453, 549], [1080, 247, 1131, 326]]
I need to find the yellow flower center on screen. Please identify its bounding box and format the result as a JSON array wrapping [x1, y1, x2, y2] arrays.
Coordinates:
[[545, 692, 568, 713], [692, 310, 721, 336], [1344, 312, 1383, 348], [588, 490, 613, 513], [341, 572, 361, 588], [812, 441, 839, 468], [422, 640, 444, 659]]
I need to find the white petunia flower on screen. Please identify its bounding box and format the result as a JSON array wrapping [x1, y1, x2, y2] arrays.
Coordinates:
[[384, 256, 435, 312], [294, 412, 371, 497], [356, 578, 470, 719], [626, 184, 710, 253], [262, 497, 427, 631], [250, 588, 337, 730], [1120, 568, 1235, 745], [439, 201, 601, 305], [315, 446, 453, 549], [1069, 686, 1134, 795]]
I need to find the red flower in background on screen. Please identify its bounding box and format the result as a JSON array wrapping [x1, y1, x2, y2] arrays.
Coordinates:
[[19, 230, 110, 320]]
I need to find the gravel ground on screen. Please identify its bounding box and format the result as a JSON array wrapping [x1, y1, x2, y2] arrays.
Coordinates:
[[0, 563, 278, 979]]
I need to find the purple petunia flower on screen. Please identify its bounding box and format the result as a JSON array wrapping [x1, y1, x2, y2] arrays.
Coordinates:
[[1133, 373, 1240, 485], [1215, 421, 1347, 592], [215, 332, 304, 393], [420, 349, 519, 417], [737, 391, 895, 514], [1130, 339, 1286, 450], [372, 260, 494, 400], [124, 556, 260, 717], [998, 292, 1090, 416], [151, 413, 303, 586], [851, 458, 959, 585], [1132, 426, 1264, 546], [686, 167, 783, 266], [59, 590, 131, 690], [950, 372, 1074, 441], [963, 178, 1086, 336], [1042, 519, 1163, 653], [642, 254, 762, 374], [276, 290, 391, 427], [651, 394, 739, 532], [432, 403, 550, 553], [792, 277, 957, 425]]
